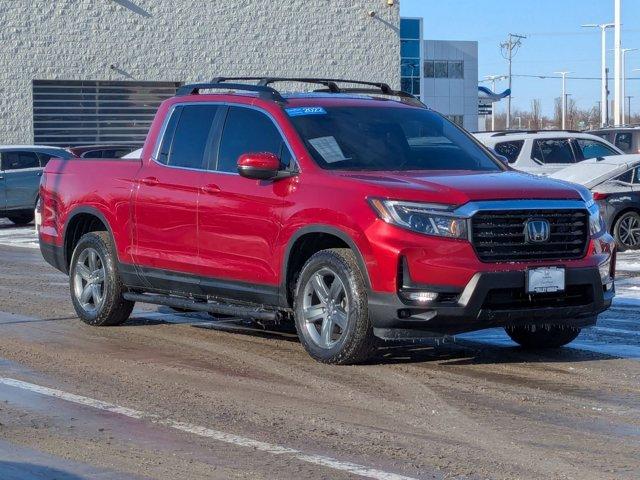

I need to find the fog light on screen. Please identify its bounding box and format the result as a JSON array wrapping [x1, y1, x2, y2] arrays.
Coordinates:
[[404, 291, 438, 303]]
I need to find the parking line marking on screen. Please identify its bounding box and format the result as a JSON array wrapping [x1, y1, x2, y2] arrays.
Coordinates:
[[0, 377, 418, 480]]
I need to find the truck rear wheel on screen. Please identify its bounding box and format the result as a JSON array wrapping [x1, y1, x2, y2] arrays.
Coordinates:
[[69, 231, 134, 326], [293, 248, 376, 364], [505, 325, 581, 349]]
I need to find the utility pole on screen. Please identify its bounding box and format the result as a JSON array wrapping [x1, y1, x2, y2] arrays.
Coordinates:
[[484, 75, 506, 130], [555, 71, 570, 129], [500, 33, 526, 129], [614, 0, 622, 125], [582, 23, 614, 126]]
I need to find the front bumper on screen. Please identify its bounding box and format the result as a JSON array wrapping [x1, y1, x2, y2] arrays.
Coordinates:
[[369, 266, 614, 340]]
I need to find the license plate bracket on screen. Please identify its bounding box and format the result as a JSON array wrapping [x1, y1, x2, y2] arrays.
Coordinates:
[[526, 267, 565, 294]]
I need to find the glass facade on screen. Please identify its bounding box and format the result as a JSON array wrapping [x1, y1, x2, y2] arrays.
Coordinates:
[[400, 18, 421, 96]]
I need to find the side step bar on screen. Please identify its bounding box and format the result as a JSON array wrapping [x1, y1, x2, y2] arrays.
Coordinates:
[[122, 292, 278, 321]]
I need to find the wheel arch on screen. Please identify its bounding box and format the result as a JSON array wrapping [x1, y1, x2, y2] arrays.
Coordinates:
[[63, 207, 115, 270], [281, 225, 371, 308]]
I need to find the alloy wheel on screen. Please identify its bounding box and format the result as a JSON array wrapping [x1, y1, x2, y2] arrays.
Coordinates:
[[302, 267, 349, 349], [73, 247, 106, 314], [619, 214, 640, 248]]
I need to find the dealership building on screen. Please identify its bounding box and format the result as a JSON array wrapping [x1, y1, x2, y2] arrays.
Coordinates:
[[0, 0, 400, 146], [401, 17, 479, 131], [1, 2, 480, 146]]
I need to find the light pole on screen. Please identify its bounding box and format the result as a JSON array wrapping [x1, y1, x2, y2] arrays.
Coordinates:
[[555, 71, 571, 129], [621, 48, 638, 123], [582, 23, 614, 126], [626, 95, 634, 123], [614, 0, 622, 125], [484, 74, 507, 130]]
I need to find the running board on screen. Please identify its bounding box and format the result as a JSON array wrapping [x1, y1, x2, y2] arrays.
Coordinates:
[[122, 292, 278, 321]]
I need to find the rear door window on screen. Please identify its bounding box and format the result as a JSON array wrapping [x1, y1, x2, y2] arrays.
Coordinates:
[[614, 170, 634, 184], [531, 139, 575, 164], [615, 132, 633, 153], [494, 141, 524, 164], [166, 105, 220, 169], [216, 107, 286, 173], [1, 151, 40, 170], [574, 138, 618, 160]]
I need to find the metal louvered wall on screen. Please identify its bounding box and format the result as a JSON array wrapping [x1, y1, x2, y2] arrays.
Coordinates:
[[32, 80, 181, 146]]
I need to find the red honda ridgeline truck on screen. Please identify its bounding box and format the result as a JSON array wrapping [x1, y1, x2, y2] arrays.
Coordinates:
[[38, 78, 616, 364]]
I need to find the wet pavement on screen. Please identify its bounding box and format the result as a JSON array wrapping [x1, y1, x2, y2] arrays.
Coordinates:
[[0, 221, 639, 479]]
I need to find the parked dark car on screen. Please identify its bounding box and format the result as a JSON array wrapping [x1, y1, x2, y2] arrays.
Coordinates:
[[589, 127, 640, 154], [66, 144, 139, 158], [551, 155, 640, 250], [1, 145, 73, 225]]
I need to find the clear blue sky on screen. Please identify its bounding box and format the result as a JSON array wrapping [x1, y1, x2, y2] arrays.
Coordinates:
[[400, 0, 640, 117]]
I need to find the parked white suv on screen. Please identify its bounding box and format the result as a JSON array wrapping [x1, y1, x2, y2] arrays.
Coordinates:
[[473, 130, 622, 175]]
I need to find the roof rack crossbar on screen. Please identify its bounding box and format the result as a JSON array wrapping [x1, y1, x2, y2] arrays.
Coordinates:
[[176, 82, 286, 103], [177, 77, 425, 108], [199, 77, 424, 107]]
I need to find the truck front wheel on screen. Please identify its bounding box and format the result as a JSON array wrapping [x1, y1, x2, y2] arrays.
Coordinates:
[[69, 231, 134, 326], [505, 325, 581, 349], [294, 248, 376, 364]]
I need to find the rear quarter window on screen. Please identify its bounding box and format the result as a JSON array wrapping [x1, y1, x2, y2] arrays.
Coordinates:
[[494, 140, 524, 164]]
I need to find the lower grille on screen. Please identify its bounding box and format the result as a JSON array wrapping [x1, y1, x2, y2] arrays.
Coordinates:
[[482, 285, 593, 310], [471, 209, 589, 262]]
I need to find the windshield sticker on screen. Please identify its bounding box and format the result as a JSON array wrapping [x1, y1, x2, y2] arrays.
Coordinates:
[[308, 136, 348, 163], [285, 107, 327, 117]]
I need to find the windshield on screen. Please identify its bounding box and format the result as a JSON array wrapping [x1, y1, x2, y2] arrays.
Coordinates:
[[287, 106, 501, 171]]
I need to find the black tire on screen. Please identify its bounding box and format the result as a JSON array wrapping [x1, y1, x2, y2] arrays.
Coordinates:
[[69, 231, 134, 326], [293, 248, 376, 364], [505, 325, 581, 349], [613, 211, 640, 251], [7, 212, 34, 225]]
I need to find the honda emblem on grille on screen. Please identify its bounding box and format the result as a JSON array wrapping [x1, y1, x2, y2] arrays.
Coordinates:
[[524, 219, 551, 243]]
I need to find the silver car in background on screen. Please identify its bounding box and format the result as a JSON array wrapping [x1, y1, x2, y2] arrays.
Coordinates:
[[1, 145, 73, 225], [551, 155, 640, 250]]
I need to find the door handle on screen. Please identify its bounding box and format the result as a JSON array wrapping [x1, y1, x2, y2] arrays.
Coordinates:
[[200, 184, 221, 195], [140, 176, 159, 186]]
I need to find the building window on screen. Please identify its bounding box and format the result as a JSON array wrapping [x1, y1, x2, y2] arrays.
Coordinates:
[[401, 39, 420, 58], [32, 80, 180, 146], [424, 60, 464, 79], [448, 61, 464, 79], [423, 60, 434, 78], [446, 115, 464, 127], [434, 61, 448, 78], [400, 18, 421, 97], [400, 18, 420, 39]]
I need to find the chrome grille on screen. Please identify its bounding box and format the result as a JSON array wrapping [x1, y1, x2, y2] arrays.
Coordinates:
[[471, 209, 589, 262]]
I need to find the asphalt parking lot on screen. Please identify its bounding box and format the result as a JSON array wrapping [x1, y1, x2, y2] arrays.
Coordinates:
[[0, 219, 638, 480]]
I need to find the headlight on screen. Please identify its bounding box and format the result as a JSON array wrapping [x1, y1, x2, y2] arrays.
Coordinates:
[[369, 198, 467, 239], [588, 205, 604, 237]]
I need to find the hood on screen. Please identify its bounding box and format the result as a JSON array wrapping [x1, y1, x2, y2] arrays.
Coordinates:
[[334, 170, 586, 205]]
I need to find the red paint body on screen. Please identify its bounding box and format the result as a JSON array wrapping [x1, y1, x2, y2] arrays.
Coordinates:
[[39, 94, 615, 302]]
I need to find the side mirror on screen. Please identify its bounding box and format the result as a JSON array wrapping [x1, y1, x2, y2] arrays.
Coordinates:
[[237, 152, 281, 180]]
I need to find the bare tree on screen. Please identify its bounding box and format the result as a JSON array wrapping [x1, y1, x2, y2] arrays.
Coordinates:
[[530, 99, 543, 129]]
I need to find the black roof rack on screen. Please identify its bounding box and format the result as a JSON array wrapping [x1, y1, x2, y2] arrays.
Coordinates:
[[176, 77, 425, 107]]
